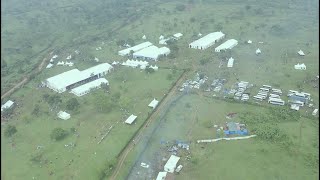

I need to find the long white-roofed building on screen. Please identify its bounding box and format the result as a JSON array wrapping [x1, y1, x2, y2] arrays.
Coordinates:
[[1, 100, 14, 112], [215, 39, 238, 52], [45, 63, 113, 93], [164, 155, 180, 173], [70, 78, 109, 96], [133, 46, 170, 61], [189, 32, 225, 50], [125, 114, 137, 124], [118, 42, 153, 56]]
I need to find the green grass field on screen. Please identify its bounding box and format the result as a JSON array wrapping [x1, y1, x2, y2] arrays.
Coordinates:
[[1, 0, 318, 179]]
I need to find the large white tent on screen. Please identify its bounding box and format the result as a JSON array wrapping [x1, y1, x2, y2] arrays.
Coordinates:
[[118, 42, 153, 56], [148, 98, 159, 109], [189, 32, 225, 50], [45, 63, 113, 93], [164, 155, 180, 173], [70, 78, 109, 97], [133, 46, 170, 61], [57, 111, 70, 120], [215, 39, 238, 52]]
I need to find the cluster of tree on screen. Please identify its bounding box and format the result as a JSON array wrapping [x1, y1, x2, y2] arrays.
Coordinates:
[[116, 38, 135, 47], [43, 94, 62, 106], [98, 158, 117, 180], [66, 98, 80, 112], [175, 4, 186, 11], [145, 66, 155, 74]]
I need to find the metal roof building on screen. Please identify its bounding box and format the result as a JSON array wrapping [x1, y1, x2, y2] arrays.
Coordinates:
[[164, 155, 180, 173], [189, 32, 225, 50], [133, 46, 170, 61], [1, 100, 14, 112], [125, 114, 137, 124]]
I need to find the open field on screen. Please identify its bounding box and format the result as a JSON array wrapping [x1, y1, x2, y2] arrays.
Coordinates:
[[1, 0, 318, 179], [1, 64, 183, 180], [122, 94, 319, 180]]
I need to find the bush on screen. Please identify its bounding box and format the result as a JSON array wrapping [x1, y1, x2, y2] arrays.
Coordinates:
[[66, 98, 80, 111], [50, 128, 68, 141], [145, 67, 155, 74], [166, 74, 173, 80], [4, 125, 17, 137], [200, 58, 210, 65]]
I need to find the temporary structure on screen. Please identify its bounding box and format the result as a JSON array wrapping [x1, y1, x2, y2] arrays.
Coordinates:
[[189, 32, 225, 50], [159, 35, 164, 40], [70, 78, 109, 97], [156, 172, 167, 180], [1, 100, 14, 112], [173, 33, 183, 39], [57, 111, 70, 120], [294, 63, 306, 70], [125, 114, 137, 124], [142, 35, 147, 39], [256, 48, 261, 55], [298, 50, 305, 56], [215, 39, 238, 52], [164, 155, 180, 173], [247, 40, 252, 44], [148, 98, 159, 109], [227, 57, 234, 68]]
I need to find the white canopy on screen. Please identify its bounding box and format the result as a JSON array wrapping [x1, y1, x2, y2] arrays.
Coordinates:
[[256, 48, 261, 54], [159, 35, 164, 40], [125, 114, 137, 124], [148, 98, 159, 109], [164, 155, 180, 173], [247, 40, 252, 44], [57, 111, 70, 120], [298, 50, 305, 56], [294, 63, 306, 70], [1, 100, 14, 112], [142, 35, 147, 39]]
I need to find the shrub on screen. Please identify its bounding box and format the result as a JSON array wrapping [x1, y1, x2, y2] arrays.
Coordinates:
[[66, 98, 80, 111], [50, 128, 68, 141], [4, 125, 17, 137], [175, 4, 186, 11]]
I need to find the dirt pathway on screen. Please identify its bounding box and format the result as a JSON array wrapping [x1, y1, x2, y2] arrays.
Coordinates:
[[110, 70, 189, 180], [1, 52, 52, 100]]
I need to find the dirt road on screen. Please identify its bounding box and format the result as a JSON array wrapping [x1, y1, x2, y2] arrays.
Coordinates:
[[110, 70, 189, 180], [1, 52, 52, 100]]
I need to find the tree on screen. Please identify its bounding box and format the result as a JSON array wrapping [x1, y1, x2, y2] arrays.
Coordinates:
[[50, 128, 68, 141], [4, 125, 17, 137], [116, 39, 125, 46], [66, 98, 80, 111], [200, 58, 210, 65], [145, 67, 155, 74], [95, 94, 113, 113]]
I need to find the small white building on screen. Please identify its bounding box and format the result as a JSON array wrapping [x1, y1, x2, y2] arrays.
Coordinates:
[[133, 46, 170, 61], [290, 104, 300, 111], [256, 48, 261, 55], [148, 98, 159, 109], [298, 50, 305, 56], [227, 57, 234, 68], [65, 61, 74, 66], [215, 39, 238, 52], [159, 38, 171, 45], [125, 114, 137, 124], [70, 78, 109, 96], [159, 35, 164, 40], [66, 55, 72, 60], [1, 100, 14, 112], [294, 63, 306, 70], [142, 35, 147, 40], [57, 111, 70, 120], [189, 32, 225, 50], [118, 42, 153, 56], [156, 172, 167, 180], [312, 109, 318, 116], [122, 59, 149, 68], [247, 40, 252, 44], [173, 33, 183, 39], [52, 55, 58, 59], [164, 155, 180, 173], [198, 33, 202, 37], [94, 57, 99, 62]]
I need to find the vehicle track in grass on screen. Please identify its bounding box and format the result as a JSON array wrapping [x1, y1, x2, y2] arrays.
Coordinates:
[[110, 69, 189, 180]]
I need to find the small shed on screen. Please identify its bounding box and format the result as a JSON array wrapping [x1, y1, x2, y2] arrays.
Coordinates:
[[159, 35, 164, 40], [256, 48, 261, 55], [291, 104, 300, 111], [1, 100, 14, 112], [298, 50, 305, 56], [227, 57, 234, 68], [247, 40, 252, 44], [156, 172, 167, 180], [148, 98, 159, 109], [57, 111, 70, 120], [125, 114, 137, 124], [164, 155, 180, 173], [142, 35, 147, 39]]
